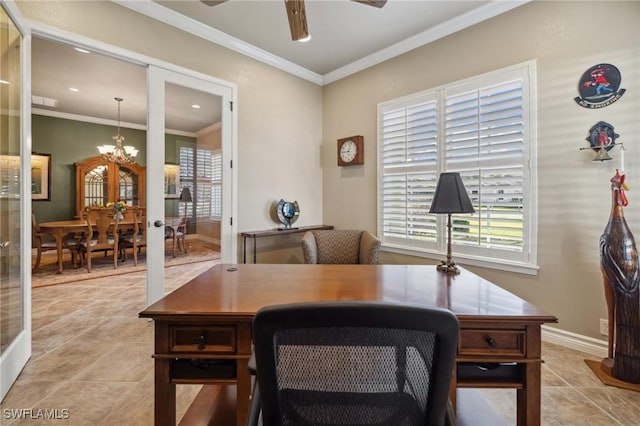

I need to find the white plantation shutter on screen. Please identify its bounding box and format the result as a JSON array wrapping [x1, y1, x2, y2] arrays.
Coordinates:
[[445, 74, 526, 256], [178, 143, 222, 221], [211, 150, 222, 218], [381, 94, 439, 250], [378, 62, 536, 271], [178, 144, 194, 219]]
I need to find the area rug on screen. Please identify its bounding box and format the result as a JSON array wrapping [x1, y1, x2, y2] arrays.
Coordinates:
[[32, 239, 221, 288]]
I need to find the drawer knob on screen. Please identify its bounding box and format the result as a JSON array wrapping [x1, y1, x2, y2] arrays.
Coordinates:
[[486, 337, 498, 348], [197, 335, 206, 350]]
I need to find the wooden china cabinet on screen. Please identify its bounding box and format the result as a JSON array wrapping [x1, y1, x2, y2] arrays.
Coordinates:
[[75, 155, 145, 214]]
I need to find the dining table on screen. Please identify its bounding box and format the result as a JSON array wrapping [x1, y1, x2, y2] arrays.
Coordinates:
[[38, 216, 184, 274], [38, 218, 134, 274]]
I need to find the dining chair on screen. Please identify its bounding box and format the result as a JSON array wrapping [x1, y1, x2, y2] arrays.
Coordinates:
[[119, 207, 147, 265], [248, 301, 460, 426], [301, 229, 381, 264], [165, 216, 188, 257], [77, 207, 120, 272], [31, 214, 79, 272]]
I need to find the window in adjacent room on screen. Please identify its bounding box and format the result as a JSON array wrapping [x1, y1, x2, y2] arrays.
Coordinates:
[[377, 61, 537, 274], [178, 142, 222, 221]]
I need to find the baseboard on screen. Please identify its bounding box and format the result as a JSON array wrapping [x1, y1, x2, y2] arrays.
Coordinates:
[[188, 233, 220, 246], [542, 325, 607, 358]]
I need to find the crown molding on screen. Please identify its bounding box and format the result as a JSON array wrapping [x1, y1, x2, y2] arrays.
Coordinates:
[[113, 0, 324, 86], [32, 108, 198, 138], [322, 0, 531, 84], [113, 1, 529, 86]]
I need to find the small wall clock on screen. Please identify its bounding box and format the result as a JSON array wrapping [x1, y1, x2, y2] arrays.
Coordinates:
[[337, 135, 364, 166]]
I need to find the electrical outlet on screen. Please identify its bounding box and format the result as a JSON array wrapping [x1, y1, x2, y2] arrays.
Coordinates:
[[600, 319, 609, 336]]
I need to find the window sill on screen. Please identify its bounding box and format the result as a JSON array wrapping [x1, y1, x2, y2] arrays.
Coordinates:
[[381, 244, 539, 276]]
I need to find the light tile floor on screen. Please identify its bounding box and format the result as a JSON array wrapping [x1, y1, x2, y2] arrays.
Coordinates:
[[2, 261, 640, 425]]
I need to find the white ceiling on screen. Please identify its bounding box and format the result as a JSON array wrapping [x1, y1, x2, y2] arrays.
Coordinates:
[[32, 0, 527, 133], [155, 0, 494, 76]]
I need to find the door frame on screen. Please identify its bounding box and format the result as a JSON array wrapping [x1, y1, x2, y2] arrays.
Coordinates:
[[26, 19, 237, 328], [0, 0, 32, 402]]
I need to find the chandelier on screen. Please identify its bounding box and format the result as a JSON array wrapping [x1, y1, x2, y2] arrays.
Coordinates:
[[97, 97, 138, 164]]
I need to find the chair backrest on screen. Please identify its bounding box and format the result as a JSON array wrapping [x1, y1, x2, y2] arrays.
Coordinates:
[[134, 207, 147, 244], [31, 213, 42, 247], [85, 207, 119, 247], [178, 215, 188, 234], [252, 302, 459, 426], [302, 230, 381, 264]]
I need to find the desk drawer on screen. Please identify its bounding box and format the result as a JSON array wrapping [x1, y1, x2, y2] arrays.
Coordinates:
[[170, 325, 236, 353], [459, 329, 525, 357]]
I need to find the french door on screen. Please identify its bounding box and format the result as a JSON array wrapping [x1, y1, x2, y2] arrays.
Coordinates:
[[0, 0, 31, 402], [146, 66, 236, 305]]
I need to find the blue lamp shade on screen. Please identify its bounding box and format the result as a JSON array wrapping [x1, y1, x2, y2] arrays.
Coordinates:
[[429, 172, 475, 214]]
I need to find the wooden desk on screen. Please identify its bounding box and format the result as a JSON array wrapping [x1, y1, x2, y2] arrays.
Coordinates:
[[240, 225, 333, 263], [140, 264, 556, 426]]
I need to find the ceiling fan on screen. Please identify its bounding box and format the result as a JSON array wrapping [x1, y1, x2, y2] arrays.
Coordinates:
[[201, 0, 387, 42]]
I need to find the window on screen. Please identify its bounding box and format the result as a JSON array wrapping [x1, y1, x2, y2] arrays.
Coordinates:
[[378, 61, 537, 274], [178, 142, 222, 221]]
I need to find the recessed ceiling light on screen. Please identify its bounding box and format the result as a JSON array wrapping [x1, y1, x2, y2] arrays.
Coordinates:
[[74, 47, 90, 54], [69, 87, 79, 92], [191, 104, 201, 109]]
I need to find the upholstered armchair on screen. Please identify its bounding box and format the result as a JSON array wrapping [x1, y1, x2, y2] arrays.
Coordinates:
[[301, 229, 381, 264]]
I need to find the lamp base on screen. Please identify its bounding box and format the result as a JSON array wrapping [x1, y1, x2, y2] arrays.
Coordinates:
[[436, 259, 460, 275]]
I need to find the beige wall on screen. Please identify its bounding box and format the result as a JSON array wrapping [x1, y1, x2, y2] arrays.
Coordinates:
[[17, 0, 324, 262], [323, 0, 640, 339]]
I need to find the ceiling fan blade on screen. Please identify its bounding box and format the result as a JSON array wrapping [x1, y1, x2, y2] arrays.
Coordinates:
[[200, 0, 227, 6], [352, 0, 387, 8], [284, 0, 310, 41]]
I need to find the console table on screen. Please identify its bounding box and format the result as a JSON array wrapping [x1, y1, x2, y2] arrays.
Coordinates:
[[240, 225, 333, 263], [139, 264, 557, 425]]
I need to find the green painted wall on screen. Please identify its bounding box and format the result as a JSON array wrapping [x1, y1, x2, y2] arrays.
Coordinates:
[[31, 114, 195, 223]]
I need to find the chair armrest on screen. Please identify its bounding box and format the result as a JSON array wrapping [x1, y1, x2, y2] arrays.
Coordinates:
[[301, 231, 318, 264], [359, 231, 381, 264]]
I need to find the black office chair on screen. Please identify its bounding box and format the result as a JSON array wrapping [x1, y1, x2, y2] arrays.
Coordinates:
[[248, 302, 459, 426]]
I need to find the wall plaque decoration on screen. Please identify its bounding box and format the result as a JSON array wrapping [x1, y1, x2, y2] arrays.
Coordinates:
[[575, 63, 625, 109], [587, 121, 620, 151]]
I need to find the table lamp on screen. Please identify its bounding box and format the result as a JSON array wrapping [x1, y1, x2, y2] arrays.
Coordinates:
[[179, 187, 192, 220], [429, 172, 475, 274]]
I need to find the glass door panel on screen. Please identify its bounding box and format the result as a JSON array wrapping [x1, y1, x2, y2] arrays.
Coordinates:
[[0, 1, 29, 402]]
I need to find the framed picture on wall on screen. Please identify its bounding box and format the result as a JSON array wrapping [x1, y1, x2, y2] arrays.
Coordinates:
[[31, 153, 51, 201], [164, 163, 180, 198], [0, 153, 51, 200]]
